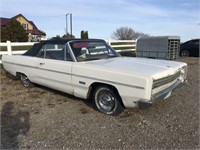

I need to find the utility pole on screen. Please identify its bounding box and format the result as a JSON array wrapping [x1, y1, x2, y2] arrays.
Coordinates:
[[66, 13, 73, 38], [70, 13, 72, 38], [66, 13, 69, 35]]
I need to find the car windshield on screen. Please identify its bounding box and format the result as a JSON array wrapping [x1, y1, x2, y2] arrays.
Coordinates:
[[69, 41, 119, 61]]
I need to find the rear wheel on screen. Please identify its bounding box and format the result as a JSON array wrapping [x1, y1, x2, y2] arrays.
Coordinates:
[[93, 85, 124, 116], [20, 74, 32, 87], [181, 50, 189, 57]]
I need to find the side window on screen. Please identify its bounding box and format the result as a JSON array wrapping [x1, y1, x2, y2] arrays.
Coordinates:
[[36, 43, 73, 61], [65, 48, 73, 61], [37, 45, 46, 58], [192, 40, 199, 46], [45, 44, 64, 60], [187, 40, 199, 49]]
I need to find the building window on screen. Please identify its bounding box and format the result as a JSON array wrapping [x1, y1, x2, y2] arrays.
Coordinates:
[[22, 23, 28, 30]]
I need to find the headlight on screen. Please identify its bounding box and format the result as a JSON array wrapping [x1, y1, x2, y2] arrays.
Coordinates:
[[179, 66, 187, 81]]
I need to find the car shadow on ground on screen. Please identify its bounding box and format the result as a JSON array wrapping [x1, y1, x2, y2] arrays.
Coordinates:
[[35, 84, 99, 113], [1, 102, 30, 149]]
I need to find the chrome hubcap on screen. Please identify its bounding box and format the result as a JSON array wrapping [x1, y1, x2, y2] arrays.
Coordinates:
[[21, 75, 30, 87], [98, 91, 115, 112], [182, 51, 189, 56]]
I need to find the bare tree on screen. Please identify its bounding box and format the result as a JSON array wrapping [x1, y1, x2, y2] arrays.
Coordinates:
[[112, 27, 150, 40]]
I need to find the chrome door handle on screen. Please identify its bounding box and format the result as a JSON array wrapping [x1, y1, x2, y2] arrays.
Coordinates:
[[39, 62, 45, 65]]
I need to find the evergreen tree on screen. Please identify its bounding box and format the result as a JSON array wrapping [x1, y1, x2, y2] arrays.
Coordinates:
[[1, 19, 28, 42], [62, 33, 75, 39], [81, 30, 85, 39], [80, 30, 89, 39]]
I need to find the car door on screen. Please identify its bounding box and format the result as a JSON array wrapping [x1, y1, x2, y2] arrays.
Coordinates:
[[35, 42, 74, 95], [190, 39, 199, 56]]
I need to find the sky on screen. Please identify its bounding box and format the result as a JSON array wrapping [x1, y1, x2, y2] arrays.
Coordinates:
[[0, 0, 200, 42]]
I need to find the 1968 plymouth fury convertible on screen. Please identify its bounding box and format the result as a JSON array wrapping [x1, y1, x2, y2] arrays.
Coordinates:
[[2, 39, 188, 115]]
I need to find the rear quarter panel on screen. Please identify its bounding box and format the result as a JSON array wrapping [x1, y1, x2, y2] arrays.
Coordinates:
[[2, 55, 38, 82]]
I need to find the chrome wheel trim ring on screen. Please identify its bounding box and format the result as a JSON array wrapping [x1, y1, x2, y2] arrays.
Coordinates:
[[21, 75, 30, 87], [97, 90, 115, 112]]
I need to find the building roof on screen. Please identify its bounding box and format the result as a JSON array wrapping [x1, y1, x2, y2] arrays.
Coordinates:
[[0, 14, 46, 36], [27, 21, 46, 36], [11, 13, 30, 23], [0, 17, 10, 26]]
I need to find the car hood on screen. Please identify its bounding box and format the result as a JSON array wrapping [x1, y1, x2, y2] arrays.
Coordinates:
[[84, 57, 187, 80]]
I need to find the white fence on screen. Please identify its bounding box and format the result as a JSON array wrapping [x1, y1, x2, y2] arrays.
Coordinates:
[[107, 39, 136, 52], [0, 39, 136, 64]]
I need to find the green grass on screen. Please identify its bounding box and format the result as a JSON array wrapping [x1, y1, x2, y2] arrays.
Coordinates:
[[113, 46, 135, 50], [0, 46, 32, 51], [111, 42, 134, 45], [119, 51, 136, 57]]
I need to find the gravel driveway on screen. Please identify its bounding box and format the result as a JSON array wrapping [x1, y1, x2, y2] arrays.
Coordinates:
[[0, 57, 199, 149]]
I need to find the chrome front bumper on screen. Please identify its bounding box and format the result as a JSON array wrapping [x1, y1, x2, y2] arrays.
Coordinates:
[[138, 79, 187, 109]]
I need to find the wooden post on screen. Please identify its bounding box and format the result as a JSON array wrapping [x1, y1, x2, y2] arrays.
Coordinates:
[[7, 41, 12, 55], [108, 39, 111, 46]]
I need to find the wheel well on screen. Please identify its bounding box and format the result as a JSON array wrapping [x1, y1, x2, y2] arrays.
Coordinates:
[[15, 72, 22, 79], [16, 72, 28, 80], [87, 82, 124, 106], [181, 50, 190, 56]]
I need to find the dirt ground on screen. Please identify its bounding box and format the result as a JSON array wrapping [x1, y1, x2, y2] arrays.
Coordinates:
[[0, 57, 199, 149]]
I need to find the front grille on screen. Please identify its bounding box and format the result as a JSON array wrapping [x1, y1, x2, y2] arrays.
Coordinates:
[[153, 71, 181, 89]]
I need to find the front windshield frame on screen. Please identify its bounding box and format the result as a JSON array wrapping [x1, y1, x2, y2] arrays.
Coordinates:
[[68, 40, 120, 62]]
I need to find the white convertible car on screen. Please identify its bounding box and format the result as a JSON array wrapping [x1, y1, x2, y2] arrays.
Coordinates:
[[2, 39, 188, 115]]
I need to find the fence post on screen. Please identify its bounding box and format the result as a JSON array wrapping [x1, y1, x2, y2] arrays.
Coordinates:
[[108, 39, 111, 46], [7, 41, 12, 55]]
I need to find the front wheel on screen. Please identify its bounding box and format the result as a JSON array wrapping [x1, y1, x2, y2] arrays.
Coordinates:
[[93, 86, 124, 116], [181, 50, 189, 57], [20, 74, 32, 87]]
